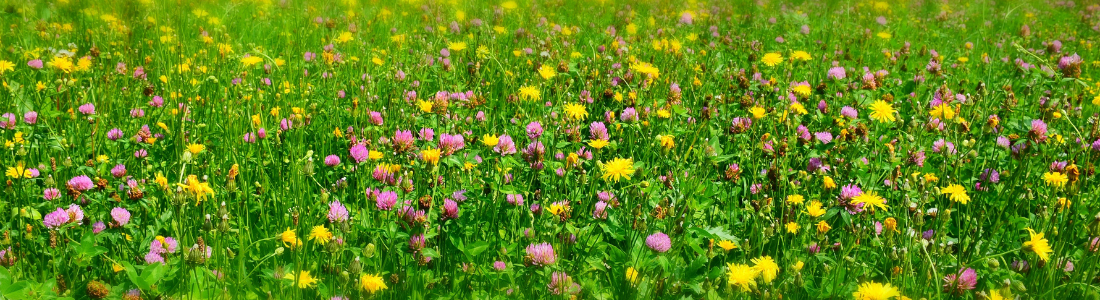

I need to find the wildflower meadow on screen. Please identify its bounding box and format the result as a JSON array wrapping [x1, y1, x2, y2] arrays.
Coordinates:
[[2, 0, 1100, 299]]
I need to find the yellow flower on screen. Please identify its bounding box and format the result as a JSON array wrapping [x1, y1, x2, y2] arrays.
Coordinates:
[[600, 157, 635, 182], [538, 64, 557, 80], [929, 103, 955, 120], [748, 106, 766, 119], [417, 100, 433, 113], [309, 225, 333, 245], [625, 267, 639, 285], [791, 82, 812, 97], [923, 173, 939, 182], [761, 53, 784, 67], [989, 289, 1005, 300], [421, 148, 442, 165], [482, 134, 499, 146], [588, 139, 609, 149], [806, 201, 826, 218], [240, 56, 263, 67], [1043, 171, 1068, 187], [186, 143, 205, 154], [816, 220, 831, 234], [852, 191, 888, 212], [176, 175, 214, 204], [518, 86, 540, 101], [629, 62, 660, 79], [657, 135, 674, 149], [48, 56, 75, 72], [562, 103, 588, 120], [725, 263, 758, 292], [786, 194, 805, 205], [791, 261, 805, 272], [5, 162, 31, 179], [789, 102, 808, 115], [786, 222, 802, 234], [1023, 228, 1053, 262], [868, 100, 896, 123], [283, 270, 319, 289], [500, 1, 518, 9], [717, 240, 737, 251], [155, 172, 169, 189], [790, 50, 812, 61], [335, 31, 354, 43], [0, 60, 14, 74], [369, 150, 384, 160], [853, 281, 900, 300], [751, 256, 780, 283], [656, 109, 671, 118], [280, 228, 303, 248], [940, 184, 970, 204], [112, 263, 125, 273], [448, 42, 467, 51], [876, 32, 892, 39], [360, 273, 388, 293], [823, 176, 837, 189], [545, 202, 570, 216]]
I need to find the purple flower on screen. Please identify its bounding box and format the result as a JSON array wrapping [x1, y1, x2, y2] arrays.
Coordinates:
[[1030, 119, 1048, 142], [493, 261, 507, 271], [27, 59, 43, 69], [547, 271, 582, 295], [78, 103, 96, 115], [23, 111, 38, 124], [506, 194, 525, 206], [409, 234, 427, 252], [350, 144, 369, 163], [324, 155, 341, 167], [370, 111, 384, 125], [376, 191, 398, 211], [620, 107, 638, 122], [419, 127, 435, 141], [679, 12, 693, 25], [328, 200, 349, 222], [304, 52, 316, 62], [93, 221, 106, 234], [0, 113, 14, 129], [43, 208, 70, 228], [526, 121, 544, 140], [589, 122, 609, 141], [593, 201, 608, 219], [144, 251, 165, 264], [393, 130, 415, 152], [43, 188, 61, 200], [443, 199, 459, 219], [828, 67, 846, 80], [68, 175, 95, 191], [525, 243, 557, 266], [814, 132, 833, 144], [111, 207, 132, 226], [111, 164, 127, 178], [439, 133, 466, 155], [942, 268, 977, 295], [150, 237, 179, 254], [494, 134, 517, 155], [840, 106, 858, 118], [645, 232, 672, 253]]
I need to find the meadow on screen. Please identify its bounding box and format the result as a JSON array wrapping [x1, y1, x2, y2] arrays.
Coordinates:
[[1, 0, 1099, 299]]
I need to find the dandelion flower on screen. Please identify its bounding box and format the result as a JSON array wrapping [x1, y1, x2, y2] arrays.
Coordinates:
[[518, 86, 541, 101], [625, 267, 639, 284], [790, 50, 812, 61], [186, 143, 205, 154], [748, 106, 767, 119], [853, 281, 900, 300], [1023, 228, 1053, 262], [761, 53, 784, 67], [940, 184, 970, 204], [538, 65, 557, 80], [852, 191, 888, 212], [868, 100, 896, 123], [717, 240, 737, 251], [280, 228, 303, 248], [1043, 172, 1068, 187], [448, 42, 467, 51], [481, 134, 499, 146], [752, 256, 780, 283], [562, 103, 587, 120], [241, 56, 263, 67], [786, 222, 800, 234], [359, 273, 388, 293], [421, 148, 442, 165], [657, 135, 674, 149], [284, 270, 319, 289], [806, 201, 826, 217], [786, 194, 805, 205], [725, 263, 758, 291], [600, 158, 635, 182], [309, 225, 333, 245]]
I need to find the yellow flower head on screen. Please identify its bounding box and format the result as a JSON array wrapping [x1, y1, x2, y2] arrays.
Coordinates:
[[853, 281, 900, 300], [852, 191, 888, 212], [786, 194, 805, 205], [600, 158, 635, 182], [940, 184, 970, 204], [1023, 228, 1053, 262], [284, 270, 319, 289], [869, 100, 896, 123], [725, 263, 758, 291], [588, 139, 610, 149], [482, 134, 500, 146], [625, 267, 639, 284], [241, 56, 263, 67], [761, 53, 784, 67], [806, 201, 827, 218], [1043, 172, 1068, 187], [421, 148, 442, 165], [186, 143, 205, 154], [657, 135, 675, 149], [280, 228, 303, 248], [563, 103, 588, 120], [751, 256, 780, 283], [538, 64, 557, 80], [717, 240, 737, 251], [360, 273, 388, 293], [309, 225, 333, 245]]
